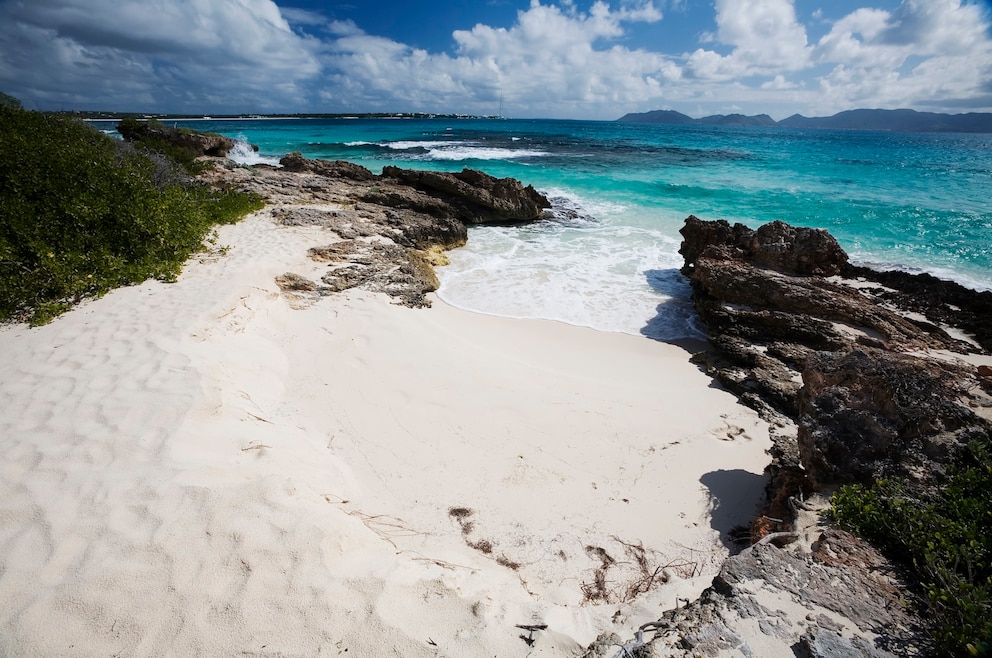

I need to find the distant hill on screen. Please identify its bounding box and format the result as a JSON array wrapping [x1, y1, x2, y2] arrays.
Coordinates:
[[617, 108, 992, 133], [696, 113, 777, 127]]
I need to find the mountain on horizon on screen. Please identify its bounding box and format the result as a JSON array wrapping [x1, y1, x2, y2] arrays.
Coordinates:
[[617, 108, 992, 133]]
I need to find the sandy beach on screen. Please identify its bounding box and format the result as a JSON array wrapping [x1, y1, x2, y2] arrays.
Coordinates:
[[0, 209, 772, 656]]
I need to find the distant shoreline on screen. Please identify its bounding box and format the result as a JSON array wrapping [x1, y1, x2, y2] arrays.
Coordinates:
[[78, 108, 992, 134], [77, 112, 501, 122]]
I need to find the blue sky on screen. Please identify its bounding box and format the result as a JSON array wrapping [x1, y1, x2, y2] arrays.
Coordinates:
[[1, 0, 991, 120]]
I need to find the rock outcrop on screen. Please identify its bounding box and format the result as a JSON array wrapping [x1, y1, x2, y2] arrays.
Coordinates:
[[608, 216, 992, 656], [197, 154, 549, 308], [799, 348, 990, 489], [679, 215, 981, 422], [680, 216, 848, 278], [378, 166, 551, 224], [625, 528, 930, 657], [278, 152, 376, 181], [117, 118, 241, 157], [841, 264, 992, 353]]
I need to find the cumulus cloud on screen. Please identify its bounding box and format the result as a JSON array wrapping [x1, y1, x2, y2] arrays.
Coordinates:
[[0, 0, 321, 111], [0, 0, 990, 118], [686, 0, 810, 80], [317, 0, 679, 118], [811, 0, 992, 114]]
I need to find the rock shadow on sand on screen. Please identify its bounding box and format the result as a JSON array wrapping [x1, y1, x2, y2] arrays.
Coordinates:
[[639, 268, 705, 345], [699, 469, 770, 551]]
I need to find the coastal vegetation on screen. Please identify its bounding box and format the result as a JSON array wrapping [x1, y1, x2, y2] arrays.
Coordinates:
[[115, 116, 222, 174], [0, 104, 262, 325], [0, 91, 21, 110], [831, 438, 992, 656]]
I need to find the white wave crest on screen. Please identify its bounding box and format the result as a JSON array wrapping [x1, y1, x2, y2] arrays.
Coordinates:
[[228, 139, 280, 166], [424, 146, 549, 161], [385, 140, 470, 150]]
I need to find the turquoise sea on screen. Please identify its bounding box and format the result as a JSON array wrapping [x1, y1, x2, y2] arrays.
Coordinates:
[[146, 118, 992, 340]]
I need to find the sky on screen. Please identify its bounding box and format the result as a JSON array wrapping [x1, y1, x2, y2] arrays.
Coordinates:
[[1, 0, 991, 120]]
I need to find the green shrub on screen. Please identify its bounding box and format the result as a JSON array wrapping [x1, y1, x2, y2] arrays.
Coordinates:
[[115, 117, 214, 175], [0, 106, 263, 325], [0, 91, 22, 110], [831, 431, 992, 656]]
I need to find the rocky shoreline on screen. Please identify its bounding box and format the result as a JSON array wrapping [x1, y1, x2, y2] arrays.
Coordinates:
[[615, 217, 992, 657], [198, 153, 549, 309], [195, 154, 991, 656]]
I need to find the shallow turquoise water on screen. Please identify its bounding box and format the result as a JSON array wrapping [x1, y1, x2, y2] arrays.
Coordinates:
[[174, 117, 992, 339]]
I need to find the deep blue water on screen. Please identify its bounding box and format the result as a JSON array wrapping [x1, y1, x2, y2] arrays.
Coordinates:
[[142, 117, 992, 339]]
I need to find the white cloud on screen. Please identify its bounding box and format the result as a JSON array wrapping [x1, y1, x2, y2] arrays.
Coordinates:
[[1, 0, 991, 118], [761, 74, 797, 90], [815, 8, 894, 66], [279, 7, 328, 27], [0, 0, 321, 111], [686, 0, 810, 80], [317, 1, 679, 118], [810, 0, 992, 114]]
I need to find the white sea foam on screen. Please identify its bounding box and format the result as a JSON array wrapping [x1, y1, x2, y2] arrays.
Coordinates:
[[435, 188, 704, 340], [228, 139, 281, 166], [384, 140, 470, 150], [423, 146, 549, 161], [437, 211, 703, 340], [541, 187, 628, 219]]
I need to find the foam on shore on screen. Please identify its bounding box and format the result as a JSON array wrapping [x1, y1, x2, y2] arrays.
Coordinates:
[[0, 210, 771, 656]]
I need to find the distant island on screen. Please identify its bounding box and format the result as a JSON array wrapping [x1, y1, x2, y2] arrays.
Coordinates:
[[617, 108, 992, 133]]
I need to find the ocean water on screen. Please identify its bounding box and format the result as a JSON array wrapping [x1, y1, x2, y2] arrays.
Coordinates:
[[166, 117, 992, 340]]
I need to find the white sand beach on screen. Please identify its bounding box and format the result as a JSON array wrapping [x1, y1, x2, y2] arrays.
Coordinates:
[[0, 210, 772, 656]]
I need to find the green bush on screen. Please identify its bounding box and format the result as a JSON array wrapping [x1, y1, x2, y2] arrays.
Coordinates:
[[831, 431, 992, 656], [115, 117, 214, 175], [0, 91, 22, 109], [0, 106, 263, 325]]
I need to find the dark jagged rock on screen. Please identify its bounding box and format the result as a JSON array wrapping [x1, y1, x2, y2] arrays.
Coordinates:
[[278, 152, 377, 181], [682, 215, 992, 537], [378, 206, 468, 250], [798, 348, 989, 488], [359, 184, 461, 222], [680, 215, 847, 277], [380, 165, 551, 224], [680, 216, 978, 422], [691, 257, 949, 349]]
